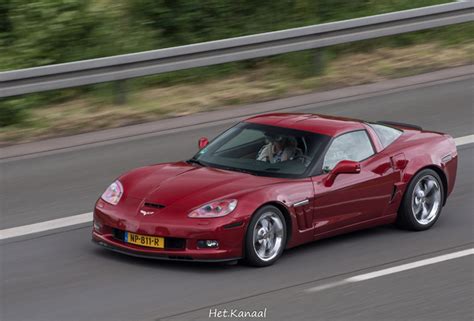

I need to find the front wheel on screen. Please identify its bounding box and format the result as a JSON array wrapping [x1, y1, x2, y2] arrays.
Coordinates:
[[397, 169, 444, 231], [244, 205, 287, 267]]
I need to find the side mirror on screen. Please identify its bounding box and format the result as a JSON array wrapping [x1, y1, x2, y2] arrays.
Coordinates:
[[323, 160, 360, 187], [198, 137, 209, 149]]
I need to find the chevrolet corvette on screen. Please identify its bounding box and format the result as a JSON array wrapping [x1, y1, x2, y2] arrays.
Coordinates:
[[92, 113, 457, 266]]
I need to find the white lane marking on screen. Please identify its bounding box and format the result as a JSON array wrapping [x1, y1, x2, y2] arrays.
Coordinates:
[[347, 248, 474, 281], [306, 248, 474, 293], [454, 134, 474, 146], [1, 134, 473, 241], [0, 212, 92, 240], [304, 280, 351, 293]]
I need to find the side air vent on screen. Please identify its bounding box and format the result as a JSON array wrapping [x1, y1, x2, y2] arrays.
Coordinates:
[[389, 185, 397, 203], [144, 202, 165, 209]]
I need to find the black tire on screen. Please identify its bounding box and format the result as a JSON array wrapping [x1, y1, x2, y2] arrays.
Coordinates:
[[396, 169, 444, 231], [244, 205, 287, 267]]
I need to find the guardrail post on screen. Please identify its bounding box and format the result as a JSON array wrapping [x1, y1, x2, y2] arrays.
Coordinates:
[[114, 80, 127, 105], [312, 49, 325, 76]]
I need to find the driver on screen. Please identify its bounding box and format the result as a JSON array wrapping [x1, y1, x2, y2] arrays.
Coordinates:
[[257, 134, 297, 163]]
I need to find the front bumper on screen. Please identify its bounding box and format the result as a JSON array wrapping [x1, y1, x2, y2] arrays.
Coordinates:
[[92, 234, 241, 262], [92, 203, 247, 261]]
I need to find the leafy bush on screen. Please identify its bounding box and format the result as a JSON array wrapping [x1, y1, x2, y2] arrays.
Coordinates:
[[0, 100, 25, 127], [0, 0, 456, 72]]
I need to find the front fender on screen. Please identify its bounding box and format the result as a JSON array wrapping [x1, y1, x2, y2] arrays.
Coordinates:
[[230, 178, 314, 248]]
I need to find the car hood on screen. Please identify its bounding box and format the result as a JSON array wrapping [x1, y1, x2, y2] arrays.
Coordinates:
[[120, 162, 283, 208]]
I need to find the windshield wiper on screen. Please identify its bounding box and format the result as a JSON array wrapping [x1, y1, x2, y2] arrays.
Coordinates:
[[186, 158, 206, 167], [264, 168, 281, 172], [218, 166, 257, 176]]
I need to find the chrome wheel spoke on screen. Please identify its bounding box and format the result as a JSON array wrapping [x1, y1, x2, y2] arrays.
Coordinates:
[[413, 198, 422, 215], [267, 237, 274, 250], [421, 203, 429, 219], [422, 180, 428, 191], [424, 180, 436, 196], [267, 220, 274, 233], [414, 185, 423, 197], [257, 243, 266, 257]]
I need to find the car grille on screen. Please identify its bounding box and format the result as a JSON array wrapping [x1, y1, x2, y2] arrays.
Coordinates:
[[112, 228, 185, 250], [143, 202, 165, 209]]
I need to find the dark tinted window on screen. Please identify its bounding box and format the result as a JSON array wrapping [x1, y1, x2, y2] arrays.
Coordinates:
[[193, 122, 330, 177]]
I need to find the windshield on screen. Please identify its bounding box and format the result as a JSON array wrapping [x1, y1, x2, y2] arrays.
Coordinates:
[[192, 122, 330, 177]]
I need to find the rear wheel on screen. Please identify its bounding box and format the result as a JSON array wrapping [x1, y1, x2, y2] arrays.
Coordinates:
[[244, 205, 287, 267], [397, 169, 444, 231]]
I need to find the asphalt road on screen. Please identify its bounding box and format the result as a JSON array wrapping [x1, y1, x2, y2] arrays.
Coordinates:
[[1, 75, 473, 321], [2, 77, 473, 229]]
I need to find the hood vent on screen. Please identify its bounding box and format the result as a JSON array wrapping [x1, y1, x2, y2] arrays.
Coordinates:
[[144, 202, 165, 209]]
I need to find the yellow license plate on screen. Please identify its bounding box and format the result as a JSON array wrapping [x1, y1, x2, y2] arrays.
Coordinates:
[[125, 232, 164, 249]]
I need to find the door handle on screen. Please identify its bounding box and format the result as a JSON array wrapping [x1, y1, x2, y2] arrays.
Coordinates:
[[390, 153, 408, 170]]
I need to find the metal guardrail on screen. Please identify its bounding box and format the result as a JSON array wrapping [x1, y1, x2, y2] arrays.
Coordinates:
[[0, 1, 472, 98]]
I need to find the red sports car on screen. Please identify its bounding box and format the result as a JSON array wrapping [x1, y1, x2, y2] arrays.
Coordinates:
[[92, 113, 457, 266]]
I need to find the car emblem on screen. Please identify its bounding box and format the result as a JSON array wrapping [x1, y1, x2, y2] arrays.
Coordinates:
[[140, 210, 154, 216]]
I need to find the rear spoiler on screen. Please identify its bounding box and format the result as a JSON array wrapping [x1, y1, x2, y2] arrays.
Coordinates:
[[376, 121, 422, 131]]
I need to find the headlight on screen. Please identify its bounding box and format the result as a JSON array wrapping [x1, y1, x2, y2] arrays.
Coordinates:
[[188, 199, 238, 218], [101, 180, 123, 205]]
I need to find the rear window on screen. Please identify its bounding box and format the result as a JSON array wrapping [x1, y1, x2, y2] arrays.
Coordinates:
[[369, 124, 402, 148]]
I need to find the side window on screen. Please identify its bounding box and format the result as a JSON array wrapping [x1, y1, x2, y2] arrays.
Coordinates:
[[370, 124, 402, 148], [323, 131, 374, 171]]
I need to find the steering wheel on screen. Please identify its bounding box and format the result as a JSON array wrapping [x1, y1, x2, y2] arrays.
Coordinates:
[[294, 155, 312, 166]]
